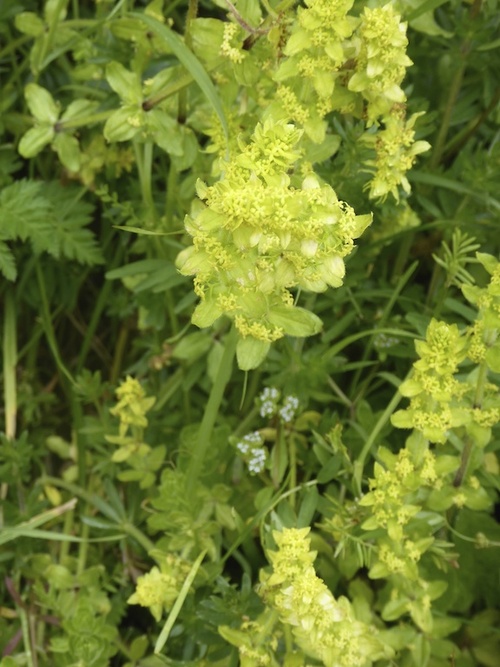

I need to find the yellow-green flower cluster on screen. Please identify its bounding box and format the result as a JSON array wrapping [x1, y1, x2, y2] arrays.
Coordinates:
[[463, 253, 500, 370], [109, 375, 156, 438], [127, 554, 192, 621], [259, 528, 391, 667], [363, 110, 431, 200], [219, 616, 279, 667], [359, 448, 437, 541], [348, 4, 412, 122], [272, 0, 358, 142], [220, 22, 246, 64], [391, 320, 469, 443], [176, 120, 371, 368], [265, 0, 428, 199]]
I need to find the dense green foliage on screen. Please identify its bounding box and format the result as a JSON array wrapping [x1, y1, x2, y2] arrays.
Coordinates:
[[1, 1, 500, 666]]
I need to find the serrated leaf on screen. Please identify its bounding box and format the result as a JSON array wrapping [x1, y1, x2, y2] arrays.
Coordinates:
[[0, 180, 51, 243], [41, 183, 103, 265], [0, 241, 17, 281]]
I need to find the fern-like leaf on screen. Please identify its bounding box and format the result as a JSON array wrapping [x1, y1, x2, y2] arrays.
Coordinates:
[[0, 180, 52, 246], [42, 183, 104, 266], [0, 240, 16, 281], [0, 179, 103, 271]]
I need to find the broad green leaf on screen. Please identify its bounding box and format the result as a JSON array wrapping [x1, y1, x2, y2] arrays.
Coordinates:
[[15, 11, 44, 36], [192, 299, 223, 328], [104, 107, 143, 143], [147, 109, 184, 155], [236, 336, 270, 370], [130, 12, 228, 142], [106, 61, 142, 104], [61, 99, 99, 121], [18, 125, 55, 157], [25, 83, 59, 123], [53, 132, 81, 172], [268, 306, 323, 338]]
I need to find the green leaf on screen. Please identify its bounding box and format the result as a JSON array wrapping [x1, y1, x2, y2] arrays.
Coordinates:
[[130, 12, 228, 143], [0, 180, 51, 243], [18, 125, 55, 158], [53, 132, 81, 172], [15, 11, 45, 36], [236, 337, 270, 370], [105, 61, 142, 104], [146, 109, 184, 155], [61, 99, 99, 122], [192, 299, 222, 328], [25, 82, 59, 123], [104, 107, 142, 143], [0, 241, 16, 281], [268, 306, 323, 338], [41, 183, 103, 265]]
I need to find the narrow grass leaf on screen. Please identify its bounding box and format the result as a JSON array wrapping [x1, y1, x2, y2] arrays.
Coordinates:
[[130, 12, 228, 142], [154, 549, 208, 654]]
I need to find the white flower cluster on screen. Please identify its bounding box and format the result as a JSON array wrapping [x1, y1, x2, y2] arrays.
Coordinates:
[[259, 386, 280, 418], [374, 333, 400, 349], [236, 431, 267, 474], [259, 387, 300, 423], [279, 395, 299, 423]]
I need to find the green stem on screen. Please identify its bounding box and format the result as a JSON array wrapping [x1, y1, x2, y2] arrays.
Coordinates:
[[178, 0, 198, 124], [429, 58, 466, 169], [186, 327, 237, 494], [134, 141, 157, 223], [453, 358, 489, 487], [428, 0, 482, 170], [35, 0, 69, 76], [76, 241, 124, 374], [165, 159, 178, 229], [35, 262, 75, 385], [353, 381, 406, 495], [110, 322, 131, 385], [19, 605, 35, 667], [288, 434, 297, 510], [3, 291, 17, 440]]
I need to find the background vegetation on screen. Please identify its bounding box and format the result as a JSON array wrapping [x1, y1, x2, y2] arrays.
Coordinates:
[[0, 1, 499, 666]]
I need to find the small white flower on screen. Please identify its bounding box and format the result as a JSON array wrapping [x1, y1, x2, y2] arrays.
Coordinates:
[[279, 395, 299, 423]]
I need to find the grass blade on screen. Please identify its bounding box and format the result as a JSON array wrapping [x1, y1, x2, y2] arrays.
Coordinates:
[[130, 12, 228, 142]]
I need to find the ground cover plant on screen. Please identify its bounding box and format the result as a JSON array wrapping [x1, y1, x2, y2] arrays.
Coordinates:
[[1, 0, 500, 665]]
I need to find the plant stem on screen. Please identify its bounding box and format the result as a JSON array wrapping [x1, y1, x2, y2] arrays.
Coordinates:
[[178, 0, 198, 124], [134, 141, 157, 223], [3, 291, 17, 441], [454, 358, 489, 487], [35, 262, 75, 385], [353, 381, 406, 496], [429, 1, 482, 169], [186, 327, 237, 494], [288, 433, 297, 510], [35, 0, 69, 76]]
